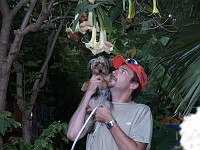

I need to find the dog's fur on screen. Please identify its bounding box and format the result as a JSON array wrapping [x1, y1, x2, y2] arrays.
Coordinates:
[[82, 56, 113, 133], [81, 56, 111, 93]]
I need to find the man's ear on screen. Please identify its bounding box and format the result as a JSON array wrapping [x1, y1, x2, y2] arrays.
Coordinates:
[[130, 82, 139, 90]]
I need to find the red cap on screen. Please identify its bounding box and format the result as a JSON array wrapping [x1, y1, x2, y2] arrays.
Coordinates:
[[112, 55, 148, 91]]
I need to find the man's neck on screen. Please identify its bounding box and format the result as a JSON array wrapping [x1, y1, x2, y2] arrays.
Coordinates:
[[111, 90, 132, 103]]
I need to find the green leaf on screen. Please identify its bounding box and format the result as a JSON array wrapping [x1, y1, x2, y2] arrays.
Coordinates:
[[152, 128, 176, 150], [98, 7, 113, 34], [0, 110, 21, 135], [19, 143, 32, 150], [6, 145, 18, 150], [150, 36, 158, 44], [0, 118, 10, 135], [75, 2, 89, 14], [160, 36, 169, 46]]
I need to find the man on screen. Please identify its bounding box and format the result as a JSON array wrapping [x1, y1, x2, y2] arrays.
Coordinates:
[[67, 55, 153, 150]]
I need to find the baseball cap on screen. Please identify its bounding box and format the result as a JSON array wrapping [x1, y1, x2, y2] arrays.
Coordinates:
[[112, 55, 148, 91]]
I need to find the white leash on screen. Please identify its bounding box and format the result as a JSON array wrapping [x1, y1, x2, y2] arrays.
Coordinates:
[[88, 122, 101, 150], [71, 104, 101, 150]]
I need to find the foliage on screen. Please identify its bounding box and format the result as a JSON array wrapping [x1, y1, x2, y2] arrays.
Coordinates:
[[33, 121, 68, 150], [61, 0, 200, 148], [151, 127, 176, 150], [154, 24, 200, 115], [0, 110, 21, 136], [0, 121, 68, 150], [1, 0, 200, 148]]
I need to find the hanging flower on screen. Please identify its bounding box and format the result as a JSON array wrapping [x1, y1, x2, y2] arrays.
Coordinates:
[[127, 0, 135, 19], [180, 107, 200, 150], [68, 32, 80, 42], [84, 28, 113, 55], [152, 0, 160, 16], [101, 30, 113, 54], [85, 26, 100, 52], [65, 0, 114, 55]]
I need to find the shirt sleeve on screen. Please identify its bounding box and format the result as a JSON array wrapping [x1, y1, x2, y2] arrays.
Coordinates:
[[130, 106, 153, 145]]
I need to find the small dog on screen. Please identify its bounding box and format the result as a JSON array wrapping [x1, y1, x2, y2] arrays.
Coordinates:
[[81, 56, 111, 93], [82, 56, 113, 133]]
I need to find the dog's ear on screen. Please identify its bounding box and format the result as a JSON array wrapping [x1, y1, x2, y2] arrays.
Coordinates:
[[105, 58, 112, 70], [87, 58, 96, 70]]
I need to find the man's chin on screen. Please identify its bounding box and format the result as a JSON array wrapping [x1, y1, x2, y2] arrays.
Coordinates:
[[108, 80, 115, 88]]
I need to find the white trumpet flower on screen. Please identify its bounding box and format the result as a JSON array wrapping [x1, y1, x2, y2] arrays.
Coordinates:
[[85, 26, 100, 52], [89, 29, 105, 55], [79, 11, 100, 33], [152, 0, 161, 16], [79, 11, 93, 33], [85, 28, 114, 55], [102, 30, 114, 54]]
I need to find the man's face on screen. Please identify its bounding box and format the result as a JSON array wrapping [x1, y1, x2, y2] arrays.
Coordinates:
[[108, 64, 134, 90]]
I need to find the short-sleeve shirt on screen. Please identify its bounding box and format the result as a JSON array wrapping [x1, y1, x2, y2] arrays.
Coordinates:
[[86, 101, 153, 150]]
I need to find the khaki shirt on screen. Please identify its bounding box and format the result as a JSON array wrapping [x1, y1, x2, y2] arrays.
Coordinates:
[[86, 101, 153, 150]]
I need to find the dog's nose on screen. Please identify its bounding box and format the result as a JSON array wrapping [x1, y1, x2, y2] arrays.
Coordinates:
[[99, 69, 102, 73]]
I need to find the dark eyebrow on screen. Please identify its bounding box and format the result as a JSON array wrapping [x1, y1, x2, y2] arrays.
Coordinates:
[[121, 67, 128, 73]]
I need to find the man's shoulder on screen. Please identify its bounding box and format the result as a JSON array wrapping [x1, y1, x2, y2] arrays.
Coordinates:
[[133, 102, 151, 112]]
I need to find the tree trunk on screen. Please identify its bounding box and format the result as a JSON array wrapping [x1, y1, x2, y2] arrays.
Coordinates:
[[0, 0, 71, 144], [22, 117, 31, 142], [0, 69, 10, 143], [0, 69, 10, 110]]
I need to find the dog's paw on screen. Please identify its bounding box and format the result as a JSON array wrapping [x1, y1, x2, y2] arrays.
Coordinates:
[[81, 81, 89, 91]]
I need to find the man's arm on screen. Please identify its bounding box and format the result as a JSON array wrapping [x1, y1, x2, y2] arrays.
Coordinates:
[[95, 105, 148, 150], [67, 75, 103, 141], [109, 124, 148, 150]]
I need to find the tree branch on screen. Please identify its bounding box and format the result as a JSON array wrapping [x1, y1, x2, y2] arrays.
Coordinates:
[[0, 0, 9, 16], [39, 23, 57, 30], [30, 7, 71, 109], [21, 0, 37, 30], [152, 17, 178, 33], [7, 0, 55, 69], [22, 2, 54, 35], [12, 0, 29, 16], [13, 61, 24, 111], [38, 31, 56, 88], [42, 0, 47, 12]]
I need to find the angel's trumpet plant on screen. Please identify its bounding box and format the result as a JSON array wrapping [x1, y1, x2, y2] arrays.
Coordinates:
[[79, 11, 100, 33], [98, 29, 105, 49], [79, 11, 94, 33], [127, 0, 135, 19], [152, 0, 160, 15], [122, 0, 135, 19], [85, 26, 100, 52], [102, 30, 113, 54], [85, 28, 114, 55]]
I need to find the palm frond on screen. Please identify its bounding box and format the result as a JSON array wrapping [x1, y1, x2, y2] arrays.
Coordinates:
[[153, 24, 200, 115]]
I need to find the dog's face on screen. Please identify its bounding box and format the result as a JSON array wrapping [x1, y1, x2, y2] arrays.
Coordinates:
[[88, 56, 111, 76]]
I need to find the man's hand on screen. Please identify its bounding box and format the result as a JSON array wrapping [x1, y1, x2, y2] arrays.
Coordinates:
[[87, 75, 104, 95], [95, 105, 113, 123]]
